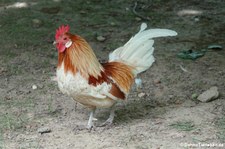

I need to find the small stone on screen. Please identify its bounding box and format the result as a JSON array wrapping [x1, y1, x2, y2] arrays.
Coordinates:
[[80, 10, 86, 14], [170, 132, 186, 139], [175, 100, 182, 105], [110, 22, 116, 26], [194, 18, 199, 22], [32, 19, 42, 28], [168, 95, 174, 99], [193, 16, 200, 22], [191, 93, 198, 99], [125, 7, 129, 11], [154, 79, 161, 84], [138, 92, 146, 98], [32, 85, 37, 90], [197, 86, 219, 102], [96, 36, 106, 42], [135, 17, 142, 21], [5, 95, 11, 100], [0, 67, 6, 74], [37, 127, 51, 134]]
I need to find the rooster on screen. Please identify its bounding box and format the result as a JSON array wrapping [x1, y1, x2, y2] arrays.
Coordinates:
[[54, 23, 177, 129]]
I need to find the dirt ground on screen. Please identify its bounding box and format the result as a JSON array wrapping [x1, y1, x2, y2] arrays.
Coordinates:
[[0, 0, 225, 149]]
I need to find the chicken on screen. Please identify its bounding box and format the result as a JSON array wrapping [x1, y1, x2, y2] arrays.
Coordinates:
[[54, 23, 177, 129]]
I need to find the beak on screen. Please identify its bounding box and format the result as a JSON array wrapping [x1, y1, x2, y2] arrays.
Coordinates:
[[53, 41, 57, 45]]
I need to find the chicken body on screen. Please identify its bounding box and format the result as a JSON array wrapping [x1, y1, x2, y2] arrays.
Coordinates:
[[54, 23, 177, 129], [57, 63, 115, 108]]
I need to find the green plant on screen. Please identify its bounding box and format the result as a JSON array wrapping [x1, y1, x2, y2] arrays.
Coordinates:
[[169, 121, 195, 131]]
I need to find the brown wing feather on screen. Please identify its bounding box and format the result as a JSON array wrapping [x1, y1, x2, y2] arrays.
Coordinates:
[[88, 61, 135, 100], [102, 62, 135, 93], [109, 83, 126, 99]]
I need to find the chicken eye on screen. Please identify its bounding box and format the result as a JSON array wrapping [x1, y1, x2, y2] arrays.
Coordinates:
[[63, 37, 67, 40]]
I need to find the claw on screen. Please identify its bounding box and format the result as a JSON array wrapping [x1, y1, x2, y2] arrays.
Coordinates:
[[98, 104, 115, 127], [87, 123, 94, 130], [99, 118, 114, 127]]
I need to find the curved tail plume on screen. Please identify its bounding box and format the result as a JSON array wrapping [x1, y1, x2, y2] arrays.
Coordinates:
[[109, 23, 177, 75]]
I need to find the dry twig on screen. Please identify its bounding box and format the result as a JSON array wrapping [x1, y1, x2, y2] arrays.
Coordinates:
[[132, 2, 150, 21]]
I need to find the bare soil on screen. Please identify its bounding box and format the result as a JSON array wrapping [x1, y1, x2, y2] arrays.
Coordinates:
[[0, 0, 225, 149]]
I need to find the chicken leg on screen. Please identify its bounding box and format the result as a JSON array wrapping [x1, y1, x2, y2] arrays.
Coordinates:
[[87, 108, 96, 129], [99, 104, 116, 127]]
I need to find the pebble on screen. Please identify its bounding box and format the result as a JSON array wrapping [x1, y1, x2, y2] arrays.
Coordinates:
[[135, 17, 142, 21], [138, 92, 146, 98], [96, 36, 106, 42], [125, 7, 129, 11], [197, 86, 219, 102], [0, 67, 6, 74], [110, 22, 116, 26], [191, 93, 198, 99], [168, 94, 174, 99], [5, 95, 11, 100], [32, 85, 37, 90], [37, 127, 51, 134], [154, 78, 161, 84], [32, 19, 42, 28]]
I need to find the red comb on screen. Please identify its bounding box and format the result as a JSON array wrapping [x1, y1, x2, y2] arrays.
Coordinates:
[[55, 25, 70, 40]]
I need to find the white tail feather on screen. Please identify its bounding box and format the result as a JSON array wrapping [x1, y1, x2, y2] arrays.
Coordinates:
[[109, 23, 177, 75]]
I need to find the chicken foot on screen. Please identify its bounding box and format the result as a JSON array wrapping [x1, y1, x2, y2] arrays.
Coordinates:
[[99, 104, 115, 127]]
